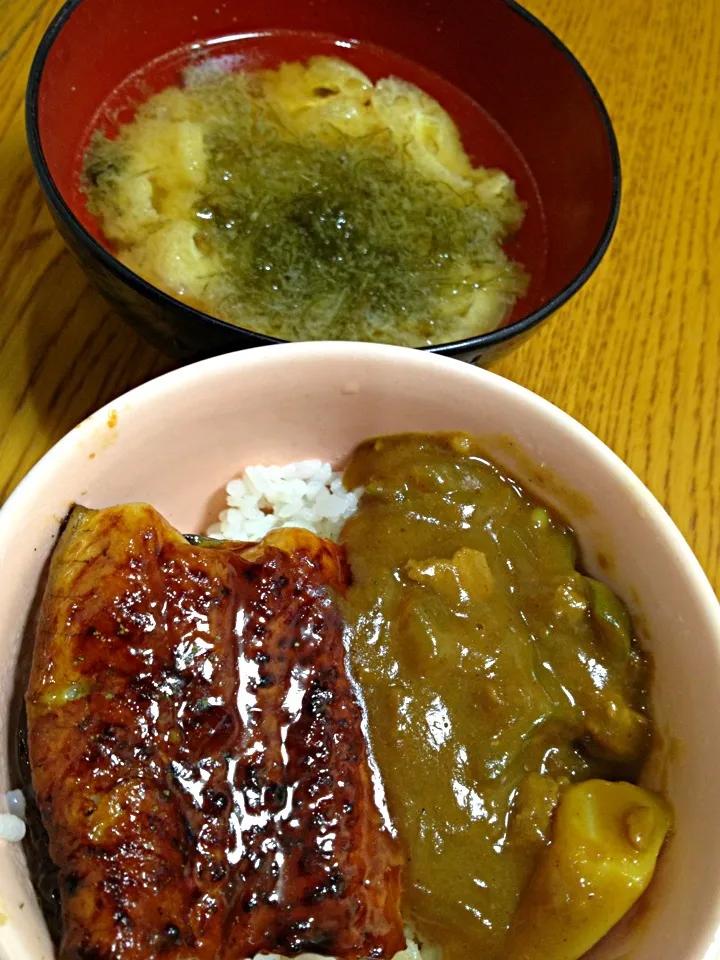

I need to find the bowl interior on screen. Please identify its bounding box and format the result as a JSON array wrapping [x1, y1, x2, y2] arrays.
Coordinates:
[[33, 0, 618, 332], [0, 344, 719, 960]]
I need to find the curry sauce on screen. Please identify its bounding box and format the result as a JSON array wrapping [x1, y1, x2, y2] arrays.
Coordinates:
[[341, 434, 666, 959]]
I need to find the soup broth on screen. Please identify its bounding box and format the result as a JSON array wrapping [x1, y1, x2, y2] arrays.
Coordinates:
[[84, 55, 528, 347]]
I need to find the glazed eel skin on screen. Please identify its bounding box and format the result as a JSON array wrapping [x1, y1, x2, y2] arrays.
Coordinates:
[[26, 504, 404, 960]]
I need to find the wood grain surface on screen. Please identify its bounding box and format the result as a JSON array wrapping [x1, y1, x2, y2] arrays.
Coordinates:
[[0, 0, 718, 591]]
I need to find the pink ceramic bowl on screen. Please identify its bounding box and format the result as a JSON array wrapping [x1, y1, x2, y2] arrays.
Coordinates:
[[0, 342, 719, 960]]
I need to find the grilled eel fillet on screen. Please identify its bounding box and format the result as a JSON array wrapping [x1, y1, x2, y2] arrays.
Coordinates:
[[26, 504, 404, 960]]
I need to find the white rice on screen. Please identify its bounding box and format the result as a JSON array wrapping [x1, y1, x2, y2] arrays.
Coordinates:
[[257, 935, 435, 960], [208, 460, 362, 543], [0, 790, 26, 842]]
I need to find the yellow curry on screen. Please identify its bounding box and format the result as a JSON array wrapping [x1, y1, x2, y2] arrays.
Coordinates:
[[341, 433, 670, 960]]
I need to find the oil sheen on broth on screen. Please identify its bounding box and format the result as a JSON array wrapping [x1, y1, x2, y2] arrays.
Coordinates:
[[341, 434, 670, 960], [83, 56, 527, 347]]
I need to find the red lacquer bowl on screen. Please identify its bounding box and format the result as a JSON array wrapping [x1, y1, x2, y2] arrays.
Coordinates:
[[26, 0, 620, 364]]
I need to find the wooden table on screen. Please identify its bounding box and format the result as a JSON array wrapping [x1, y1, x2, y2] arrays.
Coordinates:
[[0, 0, 718, 591]]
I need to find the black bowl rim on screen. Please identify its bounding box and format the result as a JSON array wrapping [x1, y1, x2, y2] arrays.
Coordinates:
[[26, 0, 621, 357]]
